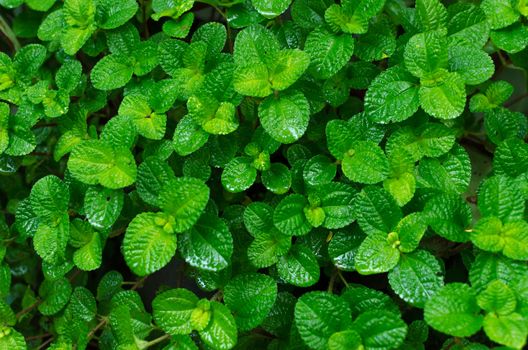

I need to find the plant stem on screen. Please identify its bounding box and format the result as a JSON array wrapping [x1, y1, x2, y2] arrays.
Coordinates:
[[16, 300, 41, 320], [0, 14, 20, 52], [337, 270, 349, 288], [144, 333, 171, 348]]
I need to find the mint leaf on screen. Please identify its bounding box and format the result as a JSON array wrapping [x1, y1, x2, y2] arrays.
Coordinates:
[[277, 243, 320, 287], [152, 288, 198, 335], [304, 27, 355, 79], [364, 65, 420, 123], [294, 291, 352, 350], [389, 250, 444, 308], [158, 177, 210, 232], [424, 283, 483, 337], [224, 273, 277, 331], [123, 212, 177, 276], [259, 91, 310, 144], [178, 213, 233, 271]]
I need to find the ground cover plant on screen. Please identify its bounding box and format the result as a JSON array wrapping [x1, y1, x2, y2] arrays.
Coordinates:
[[0, 0, 527, 349]]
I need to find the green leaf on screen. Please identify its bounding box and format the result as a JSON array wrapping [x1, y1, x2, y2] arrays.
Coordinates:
[[274, 194, 312, 236], [33, 218, 69, 264], [233, 63, 272, 97], [91, 54, 134, 91], [484, 108, 526, 144], [122, 212, 177, 276], [193, 303, 235, 350], [221, 157, 257, 193], [424, 193, 472, 242], [303, 155, 336, 187], [342, 286, 401, 318], [97, 270, 123, 301], [244, 202, 274, 237], [61, 25, 96, 56], [481, 0, 520, 30], [67, 287, 97, 322], [262, 163, 292, 194], [304, 27, 355, 79], [471, 217, 528, 261], [355, 232, 400, 275], [404, 30, 448, 79], [325, 0, 386, 34], [152, 288, 198, 335], [354, 186, 402, 236], [151, 0, 194, 20], [73, 228, 102, 271], [84, 187, 123, 230], [417, 146, 471, 195], [478, 175, 524, 222], [448, 44, 494, 85], [119, 94, 166, 140], [173, 115, 209, 156], [268, 49, 310, 91], [295, 292, 352, 350], [352, 310, 408, 349], [342, 141, 389, 184], [291, 0, 331, 29], [259, 91, 310, 144], [315, 182, 356, 229], [327, 330, 362, 350], [95, 0, 138, 29], [396, 213, 427, 253], [389, 250, 444, 308], [328, 227, 366, 271], [385, 123, 455, 161], [364, 65, 420, 123], [178, 213, 233, 271], [224, 273, 277, 331], [56, 59, 82, 93], [419, 71, 466, 119], [247, 228, 292, 268], [252, 0, 292, 18], [158, 177, 210, 232], [416, 0, 447, 31], [30, 175, 69, 224], [0, 103, 8, 154], [38, 277, 72, 316], [277, 243, 320, 287], [469, 251, 528, 294], [424, 283, 483, 337], [477, 280, 517, 315], [483, 313, 528, 349], [0, 328, 26, 349], [490, 23, 528, 54], [494, 137, 528, 178], [446, 3, 490, 47], [136, 156, 175, 207], [68, 140, 137, 189], [13, 44, 47, 78]]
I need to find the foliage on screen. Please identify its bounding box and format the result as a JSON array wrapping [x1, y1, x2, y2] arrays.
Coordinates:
[[0, 0, 527, 349]]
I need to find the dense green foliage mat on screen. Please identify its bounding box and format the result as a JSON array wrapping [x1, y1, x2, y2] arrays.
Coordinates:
[[0, 0, 528, 349]]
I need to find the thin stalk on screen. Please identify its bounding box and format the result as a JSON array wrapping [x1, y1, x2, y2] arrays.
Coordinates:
[[0, 14, 20, 52]]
